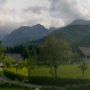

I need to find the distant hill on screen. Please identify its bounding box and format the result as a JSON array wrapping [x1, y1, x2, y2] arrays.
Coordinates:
[[52, 25, 90, 43], [24, 37, 46, 46], [69, 19, 90, 25], [71, 35, 90, 52], [2, 24, 50, 46], [2, 19, 90, 47]]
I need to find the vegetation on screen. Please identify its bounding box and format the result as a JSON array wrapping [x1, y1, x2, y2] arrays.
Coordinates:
[[21, 57, 36, 77], [3, 68, 90, 87], [4, 64, 90, 79], [66, 84, 90, 90], [3, 56, 14, 68], [0, 80, 35, 90], [2, 33, 90, 89], [52, 25, 90, 43], [38, 34, 72, 77], [78, 60, 88, 76], [4, 45, 39, 59]]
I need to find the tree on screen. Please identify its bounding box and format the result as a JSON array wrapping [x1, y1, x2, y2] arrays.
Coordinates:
[[3, 56, 14, 68], [22, 56, 36, 77], [78, 60, 88, 76], [38, 34, 71, 77], [13, 61, 20, 73], [22, 47, 30, 60]]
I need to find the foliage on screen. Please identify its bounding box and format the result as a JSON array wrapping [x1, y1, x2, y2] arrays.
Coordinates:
[[38, 34, 72, 77], [0, 80, 35, 90], [4, 69, 90, 87], [3, 56, 14, 68], [53, 25, 90, 44], [4, 45, 39, 59], [13, 61, 21, 73], [21, 57, 36, 77], [78, 61, 88, 76]]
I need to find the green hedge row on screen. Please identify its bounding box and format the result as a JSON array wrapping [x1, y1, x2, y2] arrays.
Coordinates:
[[0, 81, 20, 88], [0, 80, 35, 90], [66, 84, 90, 90], [4, 69, 90, 86]]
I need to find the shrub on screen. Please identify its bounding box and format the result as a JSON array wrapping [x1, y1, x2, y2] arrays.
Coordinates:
[[3, 69, 25, 81]]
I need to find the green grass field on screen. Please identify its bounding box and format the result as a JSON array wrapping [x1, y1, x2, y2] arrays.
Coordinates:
[[0, 88, 21, 90], [6, 64, 90, 79]]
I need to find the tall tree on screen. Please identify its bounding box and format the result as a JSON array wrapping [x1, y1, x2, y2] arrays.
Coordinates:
[[3, 56, 14, 68], [21, 56, 36, 77], [38, 34, 71, 77]]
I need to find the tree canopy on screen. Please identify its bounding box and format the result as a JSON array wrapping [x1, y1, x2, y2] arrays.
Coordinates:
[[38, 34, 72, 77]]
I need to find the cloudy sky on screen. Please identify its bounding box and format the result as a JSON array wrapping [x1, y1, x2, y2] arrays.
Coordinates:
[[0, 0, 90, 34]]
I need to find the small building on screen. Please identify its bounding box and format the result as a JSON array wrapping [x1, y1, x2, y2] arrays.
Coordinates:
[[77, 47, 90, 63], [0, 53, 22, 68], [4, 53, 22, 62]]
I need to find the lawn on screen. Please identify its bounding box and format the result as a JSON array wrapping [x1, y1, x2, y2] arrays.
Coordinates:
[[0, 88, 21, 90], [6, 64, 90, 79], [0, 68, 3, 72]]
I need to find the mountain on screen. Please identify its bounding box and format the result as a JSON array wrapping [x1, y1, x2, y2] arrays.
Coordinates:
[[2, 24, 50, 46], [69, 19, 90, 25], [49, 27, 57, 32], [52, 25, 90, 43], [49, 27, 63, 32], [71, 35, 90, 52], [24, 37, 46, 46]]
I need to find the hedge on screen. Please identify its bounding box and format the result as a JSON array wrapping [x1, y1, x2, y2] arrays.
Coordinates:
[[66, 84, 90, 90], [4, 69, 90, 86]]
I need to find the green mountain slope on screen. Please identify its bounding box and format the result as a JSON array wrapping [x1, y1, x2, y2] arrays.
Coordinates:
[[71, 35, 90, 52], [2, 24, 50, 46], [52, 25, 90, 43]]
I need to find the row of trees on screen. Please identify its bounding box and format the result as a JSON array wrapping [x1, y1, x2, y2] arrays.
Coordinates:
[[1, 34, 78, 78], [4, 44, 38, 59]]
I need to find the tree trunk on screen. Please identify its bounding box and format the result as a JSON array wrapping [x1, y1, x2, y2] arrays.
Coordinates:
[[28, 69, 31, 77], [16, 67, 18, 73], [50, 67, 54, 77], [54, 67, 57, 78], [83, 71, 84, 76]]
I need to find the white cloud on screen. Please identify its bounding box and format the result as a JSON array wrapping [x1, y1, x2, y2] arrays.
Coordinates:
[[49, 0, 90, 24], [0, 0, 90, 34]]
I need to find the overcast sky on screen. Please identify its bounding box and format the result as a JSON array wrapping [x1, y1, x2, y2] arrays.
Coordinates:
[[0, 0, 90, 34]]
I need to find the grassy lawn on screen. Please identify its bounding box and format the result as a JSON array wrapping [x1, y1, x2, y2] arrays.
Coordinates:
[[6, 64, 90, 79], [0, 68, 3, 72], [0, 88, 21, 90]]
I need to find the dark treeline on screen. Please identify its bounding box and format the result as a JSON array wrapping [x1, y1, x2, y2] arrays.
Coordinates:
[[4, 45, 40, 59]]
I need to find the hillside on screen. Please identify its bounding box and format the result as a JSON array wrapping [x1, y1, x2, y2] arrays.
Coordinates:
[[2, 24, 50, 46], [69, 19, 90, 25], [24, 25, 90, 46], [52, 25, 90, 43], [71, 35, 90, 52]]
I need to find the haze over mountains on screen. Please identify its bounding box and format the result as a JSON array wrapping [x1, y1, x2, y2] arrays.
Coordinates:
[[2, 19, 90, 46]]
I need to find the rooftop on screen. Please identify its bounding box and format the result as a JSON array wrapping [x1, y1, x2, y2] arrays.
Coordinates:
[[78, 47, 90, 56]]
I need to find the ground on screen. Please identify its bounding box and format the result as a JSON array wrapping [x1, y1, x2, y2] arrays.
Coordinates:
[[5, 64, 90, 79]]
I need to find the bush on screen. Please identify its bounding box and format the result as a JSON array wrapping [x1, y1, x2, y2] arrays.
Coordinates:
[[66, 84, 90, 90], [3, 69, 25, 81], [0, 81, 20, 88]]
